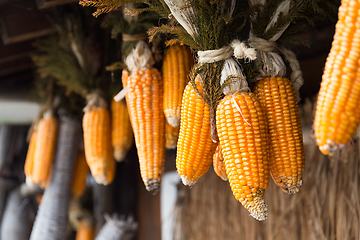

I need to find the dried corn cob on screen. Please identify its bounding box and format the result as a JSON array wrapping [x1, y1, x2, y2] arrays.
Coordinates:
[[176, 76, 217, 186], [165, 121, 179, 149], [32, 112, 58, 188], [213, 144, 227, 181], [216, 91, 270, 221], [119, 41, 165, 192], [83, 92, 115, 186], [215, 58, 270, 221], [111, 98, 133, 162], [24, 129, 37, 186], [314, 0, 360, 155], [76, 220, 94, 240], [71, 151, 89, 198], [123, 68, 165, 192], [253, 77, 304, 194], [163, 44, 194, 127]]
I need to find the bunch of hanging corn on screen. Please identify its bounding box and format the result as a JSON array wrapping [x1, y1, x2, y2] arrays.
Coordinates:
[[213, 144, 227, 181], [83, 91, 115, 186], [26, 111, 58, 189], [216, 59, 270, 221], [176, 75, 218, 186], [24, 128, 38, 187], [76, 220, 95, 240], [162, 43, 194, 127], [314, 0, 360, 155], [165, 122, 180, 149], [247, 0, 305, 194], [253, 77, 305, 193], [71, 150, 89, 198], [121, 40, 165, 192], [111, 98, 133, 162]]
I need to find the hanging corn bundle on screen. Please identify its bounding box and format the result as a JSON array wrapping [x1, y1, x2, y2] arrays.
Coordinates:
[[176, 76, 217, 186], [0, 188, 33, 240], [216, 58, 270, 221], [314, 0, 360, 155], [30, 115, 82, 240], [83, 91, 115, 185], [24, 128, 38, 187], [119, 40, 165, 192], [95, 214, 137, 240], [212, 144, 227, 181], [247, 0, 305, 194], [111, 98, 133, 162], [76, 220, 95, 240], [71, 149, 89, 198], [162, 43, 194, 127], [165, 121, 179, 149], [31, 110, 58, 189], [31, 9, 116, 186], [103, 6, 166, 192]]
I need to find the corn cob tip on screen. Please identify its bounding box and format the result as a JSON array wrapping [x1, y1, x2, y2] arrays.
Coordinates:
[[279, 177, 302, 194], [145, 179, 161, 193], [25, 176, 36, 188], [166, 143, 177, 150], [319, 140, 345, 156], [167, 116, 180, 128], [94, 175, 111, 186], [241, 189, 268, 221], [114, 149, 126, 162], [179, 175, 197, 186]]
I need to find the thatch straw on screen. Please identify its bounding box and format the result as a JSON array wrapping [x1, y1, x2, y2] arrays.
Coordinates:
[[173, 98, 360, 240]]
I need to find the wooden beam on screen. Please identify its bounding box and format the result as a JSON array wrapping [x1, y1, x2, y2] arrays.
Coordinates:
[[0, 0, 54, 44], [36, 0, 78, 9]]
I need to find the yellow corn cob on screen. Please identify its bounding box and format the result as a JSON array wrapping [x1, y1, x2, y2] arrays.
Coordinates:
[[83, 107, 115, 185], [253, 77, 305, 194], [165, 121, 180, 149], [71, 151, 89, 198], [123, 68, 165, 192], [163, 44, 194, 127], [111, 98, 133, 162], [76, 221, 94, 240], [213, 144, 227, 181], [32, 113, 58, 188], [24, 130, 37, 186], [176, 77, 217, 186], [314, 0, 360, 155], [216, 91, 270, 221]]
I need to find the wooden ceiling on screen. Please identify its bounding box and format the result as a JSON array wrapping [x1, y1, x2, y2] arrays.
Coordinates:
[[0, 0, 338, 101], [0, 0, 77, 98]]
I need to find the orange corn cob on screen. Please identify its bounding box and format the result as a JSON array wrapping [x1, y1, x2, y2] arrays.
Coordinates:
[[216, 91, 270, 221], [123, 68, 165, 192], [71, 152, 89, 198], [213, 144, 227, 181], [163, 44, 194, 127], [32, 113, 58, 188], [314, 0, 360, 155], [83, 107, 115, 185], [253, 77, 305, 194], [111, 98, 133, 162], [24, 130, 37, 186], [176, 77, 217, 186], [165, 121, 180, 149], [76, 221, 94, 240]]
